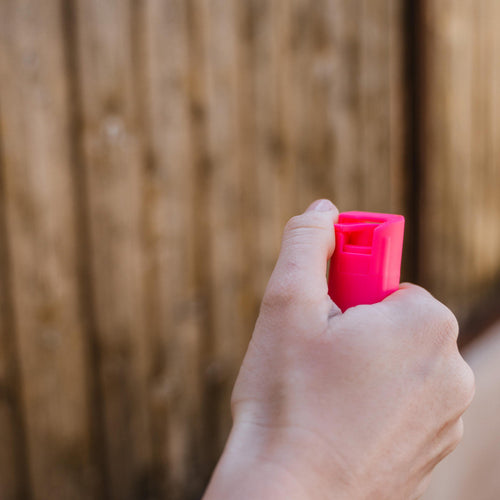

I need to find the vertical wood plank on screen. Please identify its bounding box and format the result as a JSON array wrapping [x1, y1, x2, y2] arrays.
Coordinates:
[[201, 0, 247, 459], [420, 0, 500, 319], [138, 0, 204, 497], [236, 0, 286, 325], [183, 0, 223, 489], [358, 0, 405, 212], [0, 136, 27, 500], [331, 0, 405, 213], [73, 1, 153, 498], [0, 1, 97, 499], [470, 0, 500, 304], [286, 0, 338, 212]]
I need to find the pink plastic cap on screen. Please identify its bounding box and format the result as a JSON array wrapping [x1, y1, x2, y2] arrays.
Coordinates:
[[328, 211, 405, 312]]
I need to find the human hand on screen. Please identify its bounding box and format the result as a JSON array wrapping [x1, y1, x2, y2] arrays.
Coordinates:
[[204, 199, 475, 500]]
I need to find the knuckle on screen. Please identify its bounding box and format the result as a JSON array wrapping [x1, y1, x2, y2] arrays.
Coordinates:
[[448, 418, 465, 451], [261, 279, 297, 312], [283, 213, 329, 238], [456, 361, 476, 409], [283, 214, 314, 240], [438, 419, 464, 461], [284, 214, 305, 234], [442, 308, 459, 339], [446, 357, 476, 412], [400, 282, 435, 299], [431, 304, 459, 345]]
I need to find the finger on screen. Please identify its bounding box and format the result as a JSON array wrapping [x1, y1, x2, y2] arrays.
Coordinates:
[[264, 200, 339, 305], [376, 283, 438, 323], [378, 283, 460, 343], [385, 282, 436, 301]]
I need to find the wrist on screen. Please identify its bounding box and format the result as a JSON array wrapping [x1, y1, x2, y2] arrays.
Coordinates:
[[204, 418, 355, 500]]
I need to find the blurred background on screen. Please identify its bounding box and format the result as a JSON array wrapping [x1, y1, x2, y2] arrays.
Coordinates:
[[0, 0, 499, 499]]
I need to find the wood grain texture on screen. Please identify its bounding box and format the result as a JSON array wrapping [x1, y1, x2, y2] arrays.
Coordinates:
[[0, 190, 25, 500], [201, 0, 248, 460], [138, 0, 204, 497], [420, 0, 500, 319], [330, 0, 405, 214], [0, 118, 27, 500], [1, 1, 499, 499], [73, 0, 153, 498], [0, 1, 96, 499]]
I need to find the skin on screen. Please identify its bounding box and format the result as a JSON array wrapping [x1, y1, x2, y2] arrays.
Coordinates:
[[203, 199, 475, 500]]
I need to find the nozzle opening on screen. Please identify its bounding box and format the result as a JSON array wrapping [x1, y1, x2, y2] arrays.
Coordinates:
[[346, 226, 376, 246], [339, 222, 382, 254]]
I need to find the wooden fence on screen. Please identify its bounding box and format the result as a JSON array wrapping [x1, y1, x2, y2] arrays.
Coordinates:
[[0, 1, 498, 499]]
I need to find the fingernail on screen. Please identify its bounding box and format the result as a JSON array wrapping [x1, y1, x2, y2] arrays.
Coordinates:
[[306, 199, 336, 212]]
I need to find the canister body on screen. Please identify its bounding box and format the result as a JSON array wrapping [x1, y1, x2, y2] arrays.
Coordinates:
[[328, 212, 405, 312]]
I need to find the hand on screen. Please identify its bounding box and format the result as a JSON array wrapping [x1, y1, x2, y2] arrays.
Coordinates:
[[204, 200, 475, 500]]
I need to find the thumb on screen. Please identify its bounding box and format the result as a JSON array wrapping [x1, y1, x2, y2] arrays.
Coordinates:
[[265, 200, 339, 305]]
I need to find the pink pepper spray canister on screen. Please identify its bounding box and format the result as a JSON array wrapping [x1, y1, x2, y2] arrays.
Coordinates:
[[328, 212, 405, 312]]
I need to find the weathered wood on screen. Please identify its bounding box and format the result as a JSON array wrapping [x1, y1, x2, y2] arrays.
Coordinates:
[[5, 1, 500, 499], [420, 0, 500, 319], [200, 0, 248, 461], [328, 0, 405, 214], [0, 1, 96, 498], [0, 145, 26, 500], [138, 0, 204, 497], [235, 0, 287, 339], [73, 0, 153, 498]]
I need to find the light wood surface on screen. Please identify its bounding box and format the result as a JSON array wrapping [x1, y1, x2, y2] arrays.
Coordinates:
[[0, 1, 97, 499], [0, 1, 498, 498], [420, 0, 500, 316]]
